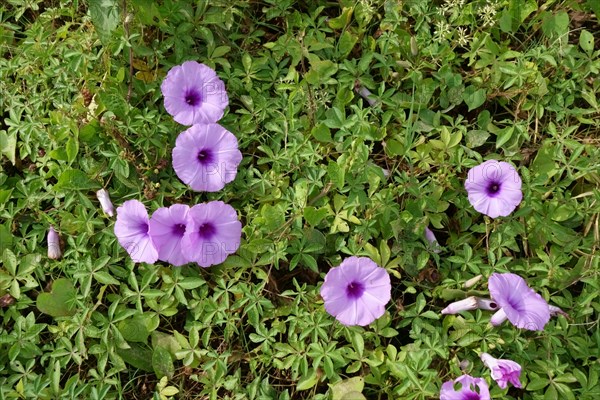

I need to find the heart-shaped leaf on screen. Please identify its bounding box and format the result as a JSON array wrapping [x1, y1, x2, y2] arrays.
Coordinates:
[[36, 278, 77, 317]]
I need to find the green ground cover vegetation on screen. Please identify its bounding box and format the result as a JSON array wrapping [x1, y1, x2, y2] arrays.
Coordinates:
[[0, 0, 599, 398]]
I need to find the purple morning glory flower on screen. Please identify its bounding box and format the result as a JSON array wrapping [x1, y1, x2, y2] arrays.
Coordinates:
[[161, 61, 229, 125], [464, 160, 522, 218], [180, 201, 242, 268], [320, 256, 391, 326], [480, 352, 522, 389], [149, 204, 190, 267], [440, 374, 491, 400], [172, 123, 242, 192], [114, 200, 158, 264], [488, 273, 550, 331]]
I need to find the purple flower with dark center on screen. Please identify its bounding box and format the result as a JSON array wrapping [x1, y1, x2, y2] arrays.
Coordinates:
[[480, 353, 522, 389], [161, 61, 229, 125], [320, 256, 391, 326], [114, 200, 158, 264], [488, 273, 550, 331], [440, 374, 491, 400], [464, 160, 522, 218], [180, 201, 242, 267], [172, 123, 242, 192], [149, 204, 190, 266]]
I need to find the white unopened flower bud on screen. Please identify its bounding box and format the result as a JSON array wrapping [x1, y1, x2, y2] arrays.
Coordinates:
[[463, 274, 483, 288], [96, 189, 115, 217], [47, 226, 62, 260]]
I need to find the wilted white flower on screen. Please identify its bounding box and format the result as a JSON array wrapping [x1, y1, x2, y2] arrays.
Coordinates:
[[96, 189, 115, 217]]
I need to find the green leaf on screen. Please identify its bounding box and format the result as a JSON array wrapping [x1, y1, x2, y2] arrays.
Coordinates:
[[296, 369, 319, 391], [495, 126, 514, 149], [2, 249, 17, 275], [328, 7, 353, 29], [586, 0, 600, 23], [131, 0, 161, 25], [0, 189, 12, 205], [0, 130, 16, 165], [178, 277, 205, 290], [118, 317, 150, 343], [79, 121, 100, 144], [0, 225, 13, 255], [466, 130, 489, 148], [152, 346, 175, 379], [212, 45, 231, 58], [579, 30, 594, 53], [161, 386, 179, 397], [89, 0, 120, 43], [328, 161, 345, 190], [331, 377, 366, 400], [541, 11, 569, 38], [98, 89, 128, 120], [151, 332, 182, 357], [306, 58, 338, 85], [36, 278, 77, 317], [311, 123, 332, 143], [463, 86, 487, 111], [338, 30, 358, 58], [53, 169, 98, 191], [304, 206, 329, 226], [94, 271, 121, 285], [117, 343, 154, 372], [531, 140, 558, 178], [66, 137, 79, 163], [385, 139, 404, 156]]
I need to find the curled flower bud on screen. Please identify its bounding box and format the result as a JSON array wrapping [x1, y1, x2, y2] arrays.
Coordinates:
[[47, 226, 62, 260], [354, 84, 380, 107], [549, 305, 569, 318], [96, 188, 115, 217], [424, 226, 441, 253]]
